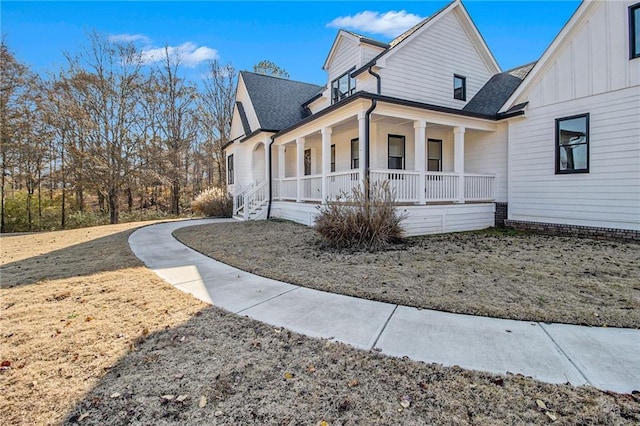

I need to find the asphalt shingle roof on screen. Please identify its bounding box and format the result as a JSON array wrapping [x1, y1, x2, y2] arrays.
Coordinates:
[[240, 71, 324, 132], [463, 62, 536, 116]]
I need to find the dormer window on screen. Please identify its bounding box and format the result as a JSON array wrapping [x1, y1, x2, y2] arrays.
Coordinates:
[[331, 68, 356, 104], [453, 75, 466, 101]]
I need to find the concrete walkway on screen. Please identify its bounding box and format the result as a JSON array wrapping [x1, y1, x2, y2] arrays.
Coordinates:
[[128, 219, 640, 394]]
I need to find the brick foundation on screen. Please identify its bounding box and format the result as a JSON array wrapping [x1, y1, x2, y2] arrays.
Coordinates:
[[504, 220, 640, 243], [494, 203, 508, 228]]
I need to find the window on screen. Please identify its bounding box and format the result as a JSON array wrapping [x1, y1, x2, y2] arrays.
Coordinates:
[[631, 3, 640, 59], [388, 135, 405, 170], [330, 144, 336, 173], [304, 149, 312, 176], [331, 68, 356, 104], [556, 114, 589, 174], [227, 154, 234, 184], [453, 75, 466, 101], [427, 139, 442, 171], [351, 138, 359, 169]]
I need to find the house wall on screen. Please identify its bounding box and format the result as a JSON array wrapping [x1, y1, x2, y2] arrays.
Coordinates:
[[327, 37, 359, 83], [229, 77, 261, 141], [507, 0, 640, 231], [464, 124, 508, 202], [227, 137, 270, 191], [378, 9, 494, 109]]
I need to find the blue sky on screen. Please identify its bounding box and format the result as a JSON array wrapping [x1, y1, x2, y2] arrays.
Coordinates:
[[2, 1, 581, 84]]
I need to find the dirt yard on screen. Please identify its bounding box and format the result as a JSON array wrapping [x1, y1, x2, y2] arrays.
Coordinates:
[[174, 220, 640, 329], [1, 220, 639, 425]]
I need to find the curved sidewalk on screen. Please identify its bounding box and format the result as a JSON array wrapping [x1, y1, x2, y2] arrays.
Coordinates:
[[129, 219, 640, 394]]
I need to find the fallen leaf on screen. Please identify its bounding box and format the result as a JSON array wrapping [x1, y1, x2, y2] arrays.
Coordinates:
[[176, 395, 188, 402], [492, 378, 504, 386], [214, 410, 223, 416], [545, 411, 557, 421], [307, 365, 316, 373], [78, 413, 89, 421], [400, 395, 412, 408], [110, 392, 121, 398], [161, 394, 175, 400], [199, 395, 207, 408], [142, 327, 149, 336], [536, 399, 547, 410], [1, 360, 10, 368], [347, 379, 360, 387], [284, 372, 294, 380], [85, 316, 94, 322], [317, 421, 329, 426]]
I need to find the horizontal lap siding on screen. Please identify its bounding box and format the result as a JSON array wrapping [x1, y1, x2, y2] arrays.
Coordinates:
[[328, 38, 358, 83], [508, 87, 640, 231], [380, 11, 493, 109], [270, 202, 494, 236]]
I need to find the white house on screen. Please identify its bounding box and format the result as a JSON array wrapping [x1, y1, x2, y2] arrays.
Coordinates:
[[224, 0, 640, 239]]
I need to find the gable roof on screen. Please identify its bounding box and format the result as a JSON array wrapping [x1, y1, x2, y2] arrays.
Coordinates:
[[463, 62, 535, 116], [353, 0, 500, 77], [240, 71, 324, 132], [235, 101, 252, 136], [499, 1, 587, 112], [323, 30, 388, 71]]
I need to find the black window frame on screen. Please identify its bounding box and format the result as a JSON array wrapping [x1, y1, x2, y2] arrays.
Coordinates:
[[388, 134, 406, 170], [350, 138, 359, 169], [331, 67, 356, 104], [630, 3, 640, 59], [427, 139, 443, 172], [555, 113, 590, 175], [330, 144, 336, 173], [453, 74, 466, 101], [227, 154, 234, 185]]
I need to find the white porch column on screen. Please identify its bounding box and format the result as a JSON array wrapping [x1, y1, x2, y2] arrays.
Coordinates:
[[454, 126, 465, 203], [357, 111, 366, 190], [277, 145, 286, 180], [321, 127, 332, 204], [264, 138, 271, 183], [414, 120, 427, 205], [296, 137, 305, 202]]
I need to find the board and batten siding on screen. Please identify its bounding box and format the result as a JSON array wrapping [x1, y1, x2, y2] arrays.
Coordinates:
[[507, 0, 640, 231], [378, 10, 494, 109], [508, 87, 640, 230]]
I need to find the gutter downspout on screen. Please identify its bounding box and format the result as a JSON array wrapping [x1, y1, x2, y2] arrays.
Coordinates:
[[364, 64, 380, 199], [266, 135, 276, 219]]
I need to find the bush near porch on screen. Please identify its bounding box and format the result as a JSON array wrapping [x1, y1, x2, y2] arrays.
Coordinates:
[[175, 221, 640, 329]]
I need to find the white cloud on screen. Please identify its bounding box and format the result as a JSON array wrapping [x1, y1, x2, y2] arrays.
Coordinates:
[[140, 42, 218, 67], [327, 10, 425, 38], [108, 33, 151, 44]]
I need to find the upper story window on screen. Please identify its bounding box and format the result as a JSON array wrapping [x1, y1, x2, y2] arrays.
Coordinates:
[[453, 75, 466, 101], [556, 113, 589, 174], [630, 3, 640, 59], [331, 68, 356, 104]]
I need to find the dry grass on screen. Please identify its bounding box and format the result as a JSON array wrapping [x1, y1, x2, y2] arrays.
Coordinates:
[[174, 220, 640, 328], [1, 220, 639, 425]]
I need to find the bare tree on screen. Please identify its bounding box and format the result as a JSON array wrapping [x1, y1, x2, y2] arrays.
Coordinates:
[[199, 60, 237, 187], [62, 32, 146, 224], [253, 60, 289, 79]]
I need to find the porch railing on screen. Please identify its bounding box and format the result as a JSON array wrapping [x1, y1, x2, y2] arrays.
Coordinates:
[[327, 170, 360, 200], [370, 170, 420, 202], [272, 171, 495, 204], [464, 174, 495, 201], [233, 180, 268, 219], [301, 175, 322, 201], [425, 172, 459, 202]]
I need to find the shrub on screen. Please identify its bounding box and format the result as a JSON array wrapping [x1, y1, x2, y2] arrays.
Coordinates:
[[314, 180, 406, 251], [191, 187, 233, 218]]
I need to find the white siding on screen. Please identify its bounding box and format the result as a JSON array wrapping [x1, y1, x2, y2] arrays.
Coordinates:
[[517, 1, 640, 109], [464, 125, 508, 202], [270, 202, 495, 236], [327, 37, 359, 83], [360, 43, 384, 65], [229, 76, 260, 141], [379, 10, 494, 108], [507, 0, 640, 231], [508, 87, 640, 230]]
